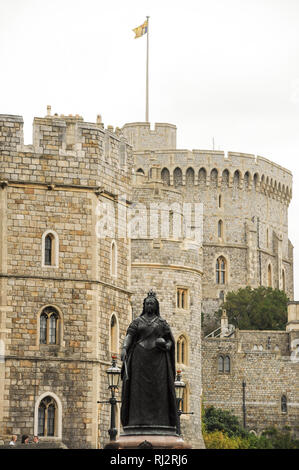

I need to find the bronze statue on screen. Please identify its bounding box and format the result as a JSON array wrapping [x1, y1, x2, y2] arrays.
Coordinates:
[[120, 290, 178, 435]]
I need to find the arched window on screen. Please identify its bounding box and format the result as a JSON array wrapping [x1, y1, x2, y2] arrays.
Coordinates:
[[244, 172, 250, 189], [111, 241, 117, 277], [218, 355, 230, 373], [42, 230, 59, 267], [233, 170, 240, 188], [38, 396, 57, 436], [161, 168, 170, 185], [39, 307, 60, 345], [210, 169, 218, 189], [45, 234, 53, 265], [216, 256, 227, 284], [136, 168, 145, 175], [198, 168, 207, 187], [110, 314, 119, 354], [221, 169, 229, 189], [267, 264, 272, 287], [177, 335, 187, 365], [218, 220, 223, 239], [224, 355, 230, 372], [173, 167, 183, 187], [176, 288, 188, 309], [281, 395, 287, 413], [218, 355, 224, 372], [186, 167, 194, 186], [218, 194, 222, 208]]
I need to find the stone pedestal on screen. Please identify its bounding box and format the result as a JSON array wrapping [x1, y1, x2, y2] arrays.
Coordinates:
[[104, 434, 191, 449]]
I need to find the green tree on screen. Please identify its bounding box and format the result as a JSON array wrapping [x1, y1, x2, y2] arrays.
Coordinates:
[[203, 406, 245, 437], [220, 286, 288, 330]]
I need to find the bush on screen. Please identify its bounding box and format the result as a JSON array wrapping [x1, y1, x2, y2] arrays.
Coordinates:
[[202, 407, 299, 449], [203, 406, 245, 437]]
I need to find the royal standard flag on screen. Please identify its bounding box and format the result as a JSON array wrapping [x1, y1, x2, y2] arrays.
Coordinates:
[[132, 19, 148, 38]]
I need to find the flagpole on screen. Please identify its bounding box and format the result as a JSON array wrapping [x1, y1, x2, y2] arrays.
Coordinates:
[[146, 16, 150, 122]]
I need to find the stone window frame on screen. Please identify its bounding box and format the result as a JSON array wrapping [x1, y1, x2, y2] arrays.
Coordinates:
[[37, 305, 64, 348], [176, 287, 189, 311], [109, 312, 119, 355], [215, 255, 228, 285], [34, 392, 62, 440], [218, 193, 223, 209], [218, 354, 231, 374], [176, 333, 189, 367], [110, 240, 117, 278], [41, 230, 59, 268]]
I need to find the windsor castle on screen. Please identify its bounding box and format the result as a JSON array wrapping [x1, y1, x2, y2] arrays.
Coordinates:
[[0, 109, 298, 448]]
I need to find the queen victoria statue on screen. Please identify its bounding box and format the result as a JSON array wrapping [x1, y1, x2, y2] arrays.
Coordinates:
[[120, 290, 178, 436]]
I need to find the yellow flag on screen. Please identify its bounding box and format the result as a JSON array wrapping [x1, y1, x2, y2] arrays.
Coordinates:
[[132, 19, 148, 38]]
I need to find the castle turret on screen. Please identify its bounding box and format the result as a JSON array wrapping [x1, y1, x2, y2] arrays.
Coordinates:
[[130, 158, 205, 448]]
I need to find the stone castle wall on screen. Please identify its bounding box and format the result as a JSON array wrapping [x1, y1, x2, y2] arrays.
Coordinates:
[[123, 123, 293, 321], [0, 113, 133, 448], [202, 328, 299, 435], [0, 114, 296, 448], [130, 182, 204, 448]]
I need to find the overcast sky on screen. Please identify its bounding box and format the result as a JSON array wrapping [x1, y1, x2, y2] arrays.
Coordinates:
[[1, 0, 298, 298]]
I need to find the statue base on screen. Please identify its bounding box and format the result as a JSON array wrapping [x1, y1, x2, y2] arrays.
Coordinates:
[[104, 434, 192, 449]]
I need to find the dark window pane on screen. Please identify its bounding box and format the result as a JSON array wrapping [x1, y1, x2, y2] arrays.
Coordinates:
[[49, 315, 57, 344], [281, 395, 287, 413], [218, 356, 224, 372], [224, 356, 230, 372], [38, 405, 45, 436], [45, 235, 52, 265], [40, 314, 47, 344], [47, 404, 55, 436]]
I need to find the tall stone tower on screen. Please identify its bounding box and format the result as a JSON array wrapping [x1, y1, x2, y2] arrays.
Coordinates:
[[123, 123, 205, 448], [123, 123, 293, 323], [0, 112, 133, 448]]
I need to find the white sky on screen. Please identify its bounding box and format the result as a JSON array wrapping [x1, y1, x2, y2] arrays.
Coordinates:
[[1, 0, 298, 298]]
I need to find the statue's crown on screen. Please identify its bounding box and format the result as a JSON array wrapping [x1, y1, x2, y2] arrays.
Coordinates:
[[147, 289, 156, 298]]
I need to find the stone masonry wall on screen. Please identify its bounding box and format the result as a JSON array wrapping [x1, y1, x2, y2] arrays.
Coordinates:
[[0, 113, 133, 448], [202, 330, 299, 435]]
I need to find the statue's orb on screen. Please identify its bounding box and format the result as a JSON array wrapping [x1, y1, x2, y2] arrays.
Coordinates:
[[156, 337, 166, 349]]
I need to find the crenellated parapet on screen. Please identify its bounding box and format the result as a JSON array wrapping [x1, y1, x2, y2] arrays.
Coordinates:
[[132, 148, 292, 205], [0, 112, 133, 193]]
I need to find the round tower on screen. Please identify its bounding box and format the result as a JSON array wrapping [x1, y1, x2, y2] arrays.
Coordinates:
[[129, 167, 205, 448], [123, 120, 293, 329]]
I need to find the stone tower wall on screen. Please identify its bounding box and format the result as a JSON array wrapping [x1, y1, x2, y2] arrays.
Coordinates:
[[130, 182, 204, 448], [123, 123, 293, 320], [0, 113, 133, 448]]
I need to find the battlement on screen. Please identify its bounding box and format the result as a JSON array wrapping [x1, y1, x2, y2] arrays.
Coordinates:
[[0, 110, 130, 155], [0, 111, 133, 192], [133, 148, 292, 204], [122, 122, 177, 150]]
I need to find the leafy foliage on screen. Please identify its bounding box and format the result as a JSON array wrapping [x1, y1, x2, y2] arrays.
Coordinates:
[[202, 406, 299, 449], [203, 406, 245, 437], [220, 286, 288, 330]]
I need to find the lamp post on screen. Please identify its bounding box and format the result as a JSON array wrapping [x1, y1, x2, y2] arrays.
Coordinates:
[[174, 370, 185, 436], [242, 379, 246, 429], [97, 355, 121, 442]]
